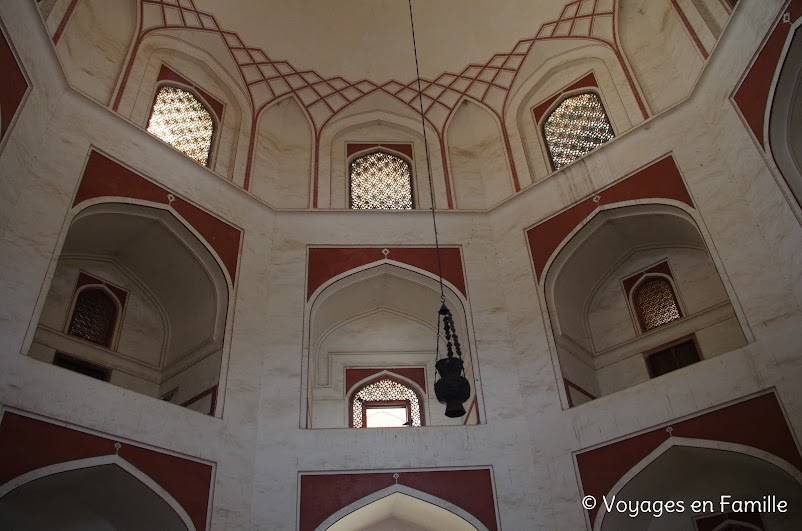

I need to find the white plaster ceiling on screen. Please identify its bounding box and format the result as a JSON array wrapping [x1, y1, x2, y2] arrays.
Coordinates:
[[190, 0, 573, 81]]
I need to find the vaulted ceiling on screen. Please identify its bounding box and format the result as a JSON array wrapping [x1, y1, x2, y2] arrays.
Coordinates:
[[189, 0, 578, 81]]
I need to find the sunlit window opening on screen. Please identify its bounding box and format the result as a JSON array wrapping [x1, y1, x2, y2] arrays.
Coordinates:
[[147, 86, 214, 166], [635, 277, 681, 331], [350, 152, 413, 209], [352, 379, 421, 428], [544, 92, 614, 170], [365, 406, 409, 427]]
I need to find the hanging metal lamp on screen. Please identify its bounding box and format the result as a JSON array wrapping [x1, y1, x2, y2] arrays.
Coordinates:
[[406, 0, 471, 418]]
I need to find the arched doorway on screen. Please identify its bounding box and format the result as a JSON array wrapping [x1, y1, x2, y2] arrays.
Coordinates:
[[0, 461, 192, 530], [598, 444, 802, 530]]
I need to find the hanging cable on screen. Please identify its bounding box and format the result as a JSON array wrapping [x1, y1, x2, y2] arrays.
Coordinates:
[[407, 0, 445, 305]]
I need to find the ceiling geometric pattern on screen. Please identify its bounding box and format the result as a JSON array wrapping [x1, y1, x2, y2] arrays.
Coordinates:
[[131, 0, 631, 134]]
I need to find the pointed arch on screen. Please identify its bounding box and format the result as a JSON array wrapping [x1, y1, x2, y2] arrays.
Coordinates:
[[0, 454, 196, 531], [314, 484, 488, 531], [592, 436, 802, 531], [347, 371, 426, 428], [251, 94, 313, 208], [446, 98, 514, 209]]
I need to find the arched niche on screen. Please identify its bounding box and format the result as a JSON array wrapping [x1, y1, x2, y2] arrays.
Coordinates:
[[305, 262, 481, 428], [320, 488, 485, 531], [543, 204, 748, 405], [507, 49, 638, 185], [618, 0, 705, 113], [318, 104, 445, 210], [0, 460, 193, 531], [55, 0, 138, 106], [28, 202, 230, 415], [446, 99, 513, 210], [768, 20, 802, 211], [597, 442, 802, 530], [251, 96, 313, 208], [119, 38, 250, 181]]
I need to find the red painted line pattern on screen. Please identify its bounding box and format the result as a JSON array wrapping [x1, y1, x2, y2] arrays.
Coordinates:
[[112, 0, 655, 204], [670, 0, 709, 60], [52, 0, 80, 45]]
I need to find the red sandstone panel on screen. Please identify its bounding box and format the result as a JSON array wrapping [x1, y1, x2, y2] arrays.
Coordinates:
[[73, 150, 241, 283], [0, 28, 29, 141], [576, 393, 802, 526], [346, 143, 414, 160], [527, 155, 694, 280], [299, 469, 497, 531], [0, 412, 212, 530], [621, 260, 673, 297], [307, 247, 466, 299], [345, 368, 427, 394], [157, 65, 225, 121], [532, 72, 599, 124], [733, 0, 802, 147]]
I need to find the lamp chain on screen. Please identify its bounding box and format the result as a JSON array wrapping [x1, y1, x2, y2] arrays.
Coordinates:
[[407, 0, 449, 363]]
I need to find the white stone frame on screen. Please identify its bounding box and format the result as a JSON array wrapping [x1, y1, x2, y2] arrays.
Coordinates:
[[252, 93, 316, 207], [535, 199, 753, 409], [764, 16, 802, 222], [588, 436, 802, 531], [346, 370, 429, 428], [441, 95, 517, 209], [627, 272, 685, 335], [506, 47, 644, 188], [312, 483, 490, 531], [318, 109, 444, 210], [302, 259, 484, 428], [539, 89, 617, 172], [0, 454, 197, 531], [63, 282, 125, 351], [346, 148, 417, 211], [21, 194, 237, 418]]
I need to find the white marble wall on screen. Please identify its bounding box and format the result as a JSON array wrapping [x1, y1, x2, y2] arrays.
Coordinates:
[[3, 1, 802, 531], [251, 97, 312, 208], [55, 0, 136, 106]]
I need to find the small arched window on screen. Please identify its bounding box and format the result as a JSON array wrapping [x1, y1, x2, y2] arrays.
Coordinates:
[[543, 92, 614, 170], [67, 288, 118, 347], [349, 151, 413, 210], [634, 277, 682, 331], [147, 85, 214, 166], [351, 378, 422, 428]]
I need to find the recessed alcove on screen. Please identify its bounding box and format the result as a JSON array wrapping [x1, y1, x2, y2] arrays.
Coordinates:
[[27, 203, 229, 415], [769, 20, 802, 210], [544, 204, 748, 406], [0, 463, 190, 531], [305, 263, 481, 428], [599, 445, 802, 530]]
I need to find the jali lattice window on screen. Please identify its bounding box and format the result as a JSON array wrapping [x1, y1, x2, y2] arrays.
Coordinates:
[[351, 378, 421, 428], [544, 92, 614, 170], [635, 277, 682, 331], [68, 288, 118, 347], [350, 152, 413, 209], [147, 86, 214, 166]]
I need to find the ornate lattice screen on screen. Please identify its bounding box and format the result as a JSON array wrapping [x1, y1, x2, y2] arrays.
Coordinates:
[[635, 278, 681, 331], [544, 92, 614, 170], [352, 379, 421, 428], [68, 289, 117, 346], [147, 86, 214, 166], [350, 152, 413, 209]]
